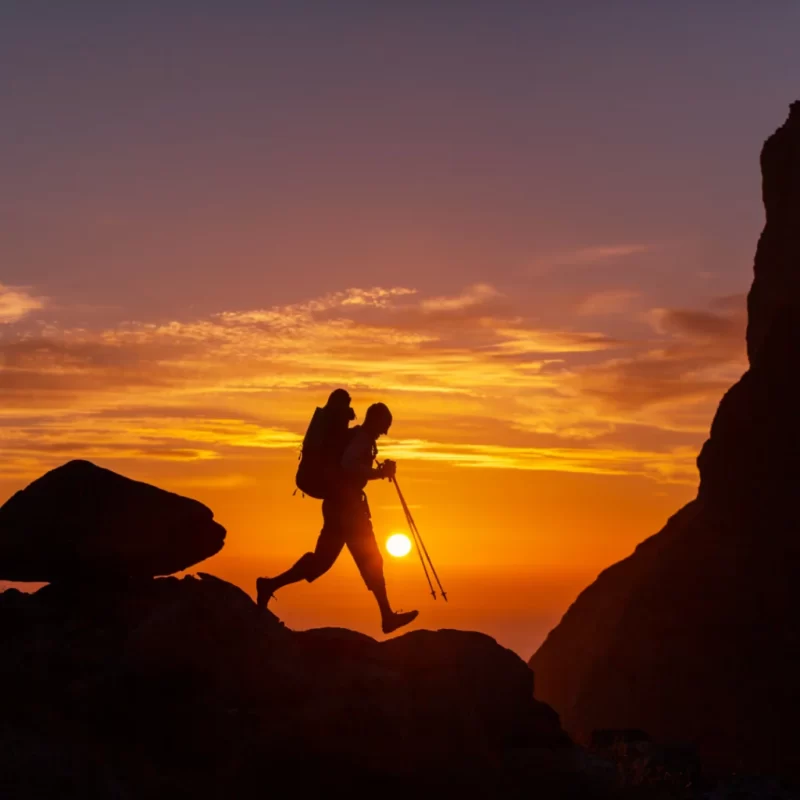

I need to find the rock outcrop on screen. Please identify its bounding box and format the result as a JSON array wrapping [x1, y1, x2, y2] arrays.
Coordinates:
[[0, 574, 590, 799], [0, 460, 226, 581], [530, 102, 800, 775]]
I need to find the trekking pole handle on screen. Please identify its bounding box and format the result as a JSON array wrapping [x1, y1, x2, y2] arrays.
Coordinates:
[[376, 458, 397, 480]]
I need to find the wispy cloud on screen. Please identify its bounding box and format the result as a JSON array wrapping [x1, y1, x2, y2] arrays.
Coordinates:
[[0, 284, 44, 323], [421, 283, 499, 312], [0, 409, 698, 486], [649, 298, 746, 340], [382, 437, 698, 483], [0, 284, 746, 485], [565, 244, 650, 264], [530, 244, 651, 275], [492, 328, 617, 355], [573, 298, 747, 429]]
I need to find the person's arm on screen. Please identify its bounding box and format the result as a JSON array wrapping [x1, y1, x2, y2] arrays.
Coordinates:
[[341, 433, 382, 482]]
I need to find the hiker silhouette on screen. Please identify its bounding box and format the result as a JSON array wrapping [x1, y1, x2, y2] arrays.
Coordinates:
[[257, 393, 418, 635]]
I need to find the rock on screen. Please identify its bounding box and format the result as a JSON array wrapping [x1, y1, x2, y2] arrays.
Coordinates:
[[0, 575, 587, 798], [746, 100, 800, 365], [588, 730, 701, 794], [530, 102, 800, 776], [698, 102, 800, 515], [0, 460, 226, 581], [590, 730, 651, 750]]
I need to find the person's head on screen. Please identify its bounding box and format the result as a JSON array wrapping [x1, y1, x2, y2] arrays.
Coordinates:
[[363, 402, 392, 438], [326, 388, 356, 421]]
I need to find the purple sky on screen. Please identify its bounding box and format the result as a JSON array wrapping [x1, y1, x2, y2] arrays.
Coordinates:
[[3, 3, 798, 322]]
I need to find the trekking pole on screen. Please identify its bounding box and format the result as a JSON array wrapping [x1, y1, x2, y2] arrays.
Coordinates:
[[392, 481, 436, 600], [392, 476, 448, 602], [393, 478, 436, 600]]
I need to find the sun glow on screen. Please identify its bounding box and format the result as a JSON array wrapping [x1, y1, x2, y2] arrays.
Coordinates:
[[386, 533, 412, 558]]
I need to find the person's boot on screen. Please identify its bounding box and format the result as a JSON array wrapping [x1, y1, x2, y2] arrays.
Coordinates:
[[256, 577, 279, 608], [381, 609, 419, 635]]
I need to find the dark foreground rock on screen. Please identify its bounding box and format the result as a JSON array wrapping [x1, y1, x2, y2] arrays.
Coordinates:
[[0, 460, 226, 581], [530, 102, 800, 777], [0, 575, 608, 800]]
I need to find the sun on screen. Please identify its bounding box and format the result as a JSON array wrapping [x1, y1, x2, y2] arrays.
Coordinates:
[[386, 533, 412, 558]]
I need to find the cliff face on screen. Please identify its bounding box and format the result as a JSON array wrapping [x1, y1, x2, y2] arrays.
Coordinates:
[[530, 103, 800, 775], [699, 101, 800, 517]]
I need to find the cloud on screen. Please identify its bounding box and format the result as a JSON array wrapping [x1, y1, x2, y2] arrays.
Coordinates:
[[221, 287, 417, 325], [0, 285, 44, 323], [577, 347, 737, 412], [0, 406, 698, 486], [0, 336, 192, 402], [0, 283, 619, 402], [650, 307, 745, 341], [0, 285, 748, 485], [572, 296, 747, 429], [338, 287, 417, 307], [531, 244, 651, 275], [709, 293, 747, 312], [421, 283, 499, 312], [0, 411, 303, 481], [492, 328, 618, 355], [381, 437, 698, 484], [567, 244, 650, 264]]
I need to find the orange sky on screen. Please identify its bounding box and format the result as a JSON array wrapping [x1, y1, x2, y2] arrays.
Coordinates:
[[0, 279, 738, 655], [2, 4, 797, 656]]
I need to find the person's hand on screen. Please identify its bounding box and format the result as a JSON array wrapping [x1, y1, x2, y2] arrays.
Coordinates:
[[381, 459, 397, 480]]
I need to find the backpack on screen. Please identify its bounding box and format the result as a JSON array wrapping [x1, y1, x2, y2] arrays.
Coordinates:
[[295, 408, 354, 499]]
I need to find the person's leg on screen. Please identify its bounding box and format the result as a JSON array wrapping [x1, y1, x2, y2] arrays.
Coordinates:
[[258, 552, 315, 594], [345, 497, 418, 633], [257, 499, 345, 606]]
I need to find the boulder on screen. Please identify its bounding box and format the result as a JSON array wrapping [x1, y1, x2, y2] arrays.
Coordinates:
[[0, 460, 226, 581], [0, 574, 585, 798], [529, 102, 800, 775]]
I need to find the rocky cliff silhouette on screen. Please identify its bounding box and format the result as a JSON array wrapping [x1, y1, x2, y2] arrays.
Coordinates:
[[0, 461, 601, 799], [530, 102, 800, 775]]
